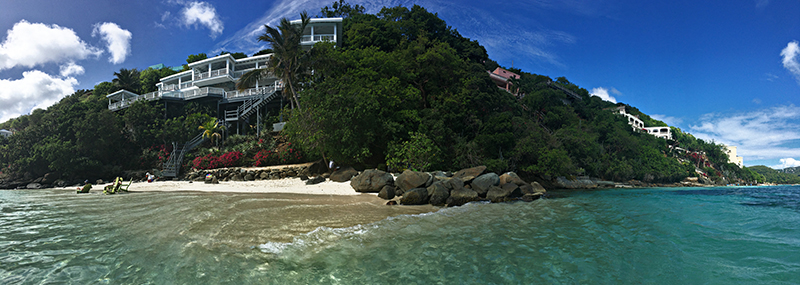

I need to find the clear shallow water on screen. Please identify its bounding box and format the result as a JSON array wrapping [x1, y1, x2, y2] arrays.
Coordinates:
[[2, 186, 800, 284]]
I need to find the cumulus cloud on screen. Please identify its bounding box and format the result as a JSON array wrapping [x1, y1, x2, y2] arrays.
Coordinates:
[[589, 87, 618, 103], [689, 105, 800, 162], [59, 62, 84, 77], [0, 20, 102, 70], [781, 41, 800, 84], [92, 22, 132, 64], [0, 70, 78, 123], [650, 114, 683, 126], [773, 158, 800, 169], [181, 1, 224, 39]]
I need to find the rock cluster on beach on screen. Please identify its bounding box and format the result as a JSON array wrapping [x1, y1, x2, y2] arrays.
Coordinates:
[[186, 165, 314, 183], [349, 166, 547, 207]]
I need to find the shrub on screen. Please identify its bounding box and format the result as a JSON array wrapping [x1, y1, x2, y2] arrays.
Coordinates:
[[191, 151, 244, 170]]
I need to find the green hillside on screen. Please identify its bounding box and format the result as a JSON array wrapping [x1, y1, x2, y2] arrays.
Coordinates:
[[0, 1, 764, 187]]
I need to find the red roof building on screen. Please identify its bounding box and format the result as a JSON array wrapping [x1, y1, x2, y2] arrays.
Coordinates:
[[489, 67, 520, 93]]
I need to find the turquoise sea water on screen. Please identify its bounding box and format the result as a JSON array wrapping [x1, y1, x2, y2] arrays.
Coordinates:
[[2, 186, 800, 284]]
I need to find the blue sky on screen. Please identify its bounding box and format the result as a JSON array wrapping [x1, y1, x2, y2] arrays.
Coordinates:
[[0, 0, 798, 169]]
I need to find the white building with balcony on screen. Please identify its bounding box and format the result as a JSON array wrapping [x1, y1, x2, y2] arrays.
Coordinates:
[[723, 145, 744, 168], [643, 127, 673, 140], [296, 17, 343, 49]]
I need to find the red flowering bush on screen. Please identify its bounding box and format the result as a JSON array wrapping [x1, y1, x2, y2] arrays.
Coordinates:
[[192, 151, 244, 170], [139, 144, 171, 168], [253, 145, 303, 167]]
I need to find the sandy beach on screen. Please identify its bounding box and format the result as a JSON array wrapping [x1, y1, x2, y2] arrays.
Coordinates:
[[84, 177, 363, 196]]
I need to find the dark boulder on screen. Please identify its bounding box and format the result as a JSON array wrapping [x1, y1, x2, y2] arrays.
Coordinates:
[[307, 159, 328, 176], [395, 170, 432, 192], [452, 166, 486, 182], [378, 185, 396, 200], [471, 173, 499, 197], [306, 176, 325, 185], [400, 188, 429, 205], [330, 166, 358, 182], [521, 193, 544, 202], [520, 182, 547, 195], [244, 173, 255, 181], [446, 187, 480, 207], [350, 169, 394, 193], [487, 183, 523, 203], [499, 172, 526, 186], [443, 177, 464, 191], [41, 172, 59, 185], [427, 182, 451, 206]]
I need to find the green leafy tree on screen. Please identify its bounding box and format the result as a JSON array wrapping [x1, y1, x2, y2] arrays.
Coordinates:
[[320, 0, 365, 18], [199, 118, 225, 147], [112, 68, 141, 93], [186, 53, 208, 64], [386, 132, 441, 171]]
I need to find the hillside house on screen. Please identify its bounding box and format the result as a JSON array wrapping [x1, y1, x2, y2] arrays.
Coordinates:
[[489, 67, 520, 93], [723, 145, 744, 167]]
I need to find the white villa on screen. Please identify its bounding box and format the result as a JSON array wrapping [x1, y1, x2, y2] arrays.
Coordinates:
[[723, 145, 744, 167], [0, 129, 11, 138], [104, 17, 343, 177], [613, 106, 673, 140], [643, 127, 673, 140], [106, 17, 344, 117], [613, 106, 645, 130]]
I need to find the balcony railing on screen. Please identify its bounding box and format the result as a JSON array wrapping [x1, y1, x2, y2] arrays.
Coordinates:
[[301, 34, 335, 43], [195, 68, 230, 80], [225, 85, 276, 99], [180, 82, 193, 89], [162, 84, 179, 91]]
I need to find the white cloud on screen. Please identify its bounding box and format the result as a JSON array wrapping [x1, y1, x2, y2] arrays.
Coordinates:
[[781, 41, 800, 85], [213, 0, 576, 67], [181, 1, 224, 39], [773, 158, 800, 169], [59, 62, 84, 77], [689, 105, 800, 162], [589, 87, 618, 103], [0, 70, 78, 123], [0, 20, 102, 70], [650, 114, 683, 126], [92, 22, 132, 64]]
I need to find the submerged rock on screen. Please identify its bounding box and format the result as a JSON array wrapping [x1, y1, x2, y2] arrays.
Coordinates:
[[446, 187, 480, 207]]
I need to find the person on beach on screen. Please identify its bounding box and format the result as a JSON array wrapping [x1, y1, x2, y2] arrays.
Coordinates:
[[77, 180, 92, 194]]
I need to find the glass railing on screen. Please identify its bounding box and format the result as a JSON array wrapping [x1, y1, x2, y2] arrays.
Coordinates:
[[195, 68, 231, 80], [301, 34, 335, 43]]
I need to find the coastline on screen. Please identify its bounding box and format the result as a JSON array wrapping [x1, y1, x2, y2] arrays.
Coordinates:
[[54, 177, 363, 196]]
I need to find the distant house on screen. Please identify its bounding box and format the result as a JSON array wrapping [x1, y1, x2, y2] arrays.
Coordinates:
[[723, 145, 744, 167], [294, 17, 343, 50], [488, 67, 520, 93], [613, 106, 645, 131], [643, 127, 673, 140], [0, 129, 11, 138], [612, 106, 675, 140]]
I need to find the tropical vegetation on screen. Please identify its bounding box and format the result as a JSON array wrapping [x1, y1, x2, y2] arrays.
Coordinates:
[[0, 1, 782, 186]]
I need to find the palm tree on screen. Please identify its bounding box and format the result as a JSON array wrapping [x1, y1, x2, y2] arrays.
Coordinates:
[[237, 11, 311, 110], [112, 68, 141, 93], [199, 118, 225, 147]]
